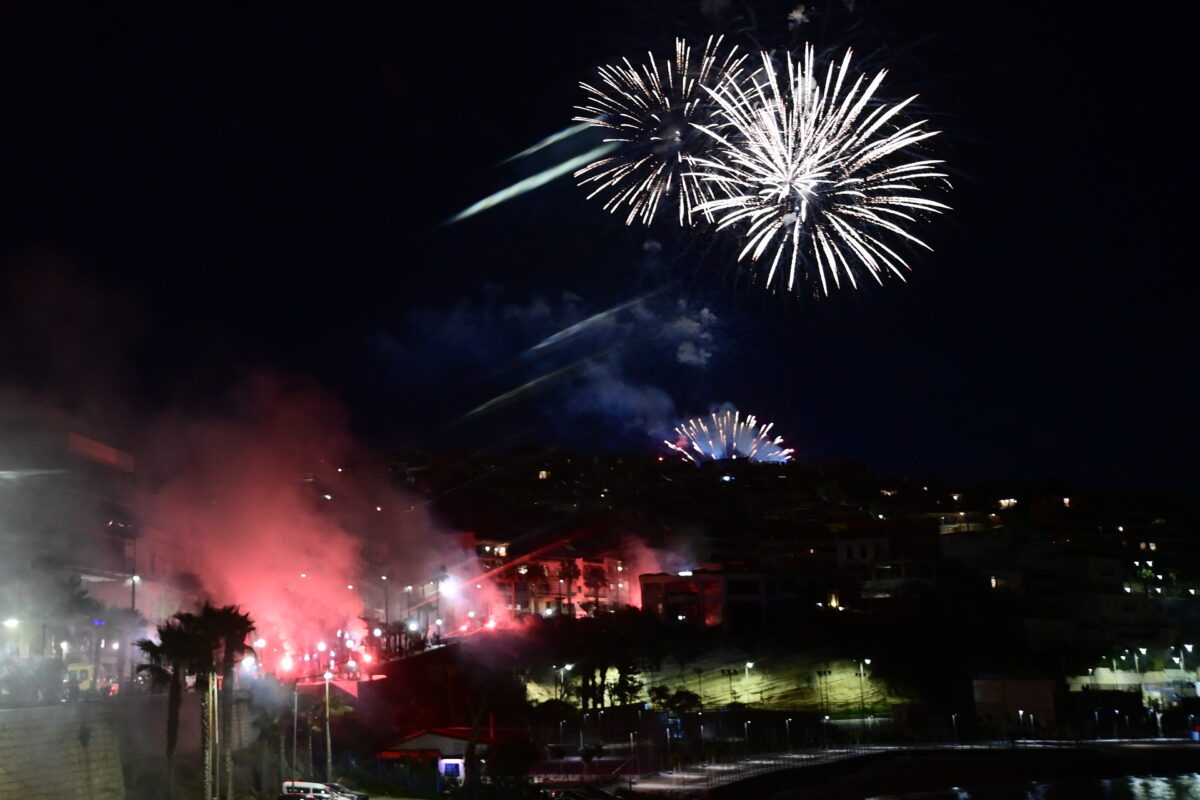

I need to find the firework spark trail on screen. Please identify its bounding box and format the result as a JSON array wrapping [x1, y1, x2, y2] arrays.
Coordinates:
[[574, 36, 749, 226], [527, 290, 662, 353], [447, 143, 618, 225], [689, 45, 950, 293], [665, 409, 794, 463], [499, 120, 595, 164]]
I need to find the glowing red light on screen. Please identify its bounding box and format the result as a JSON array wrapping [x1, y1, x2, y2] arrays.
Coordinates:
[[459, 623, 468, 632], [485, 619, 497, 630], [362, 653, 373, 663], [280, 654, 294, 671]]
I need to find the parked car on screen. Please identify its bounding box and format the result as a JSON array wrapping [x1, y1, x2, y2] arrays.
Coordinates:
[[281, 780, 339, 799], [282, 780, 368, 800], [326, 782, 369, 800]]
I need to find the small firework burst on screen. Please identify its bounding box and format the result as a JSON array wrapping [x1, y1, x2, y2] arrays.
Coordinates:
[[690, 45, 951, 293], [665, 409, 794, 464], [574, 36, 749, 226]]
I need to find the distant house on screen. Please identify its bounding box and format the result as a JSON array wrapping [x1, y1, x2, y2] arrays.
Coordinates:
[[378, 727, 496, 780]]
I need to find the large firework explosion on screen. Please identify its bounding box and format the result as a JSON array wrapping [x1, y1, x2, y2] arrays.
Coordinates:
[[573, 36, 748, 226], [690, 45, 950, 293], [665, 409, 794, 464]]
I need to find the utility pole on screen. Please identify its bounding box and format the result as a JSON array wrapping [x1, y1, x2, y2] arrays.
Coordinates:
[[292, 682, 299, 779], [324, 671, 334, 782], [324, 671, 333, 786]]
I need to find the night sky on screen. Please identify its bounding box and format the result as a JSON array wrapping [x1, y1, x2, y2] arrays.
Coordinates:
[[0, 1, 1192, 490]]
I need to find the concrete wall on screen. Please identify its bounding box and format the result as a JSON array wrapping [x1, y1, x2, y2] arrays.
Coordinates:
[[1, 691, 260, 800], [0, 702, 125, 799]]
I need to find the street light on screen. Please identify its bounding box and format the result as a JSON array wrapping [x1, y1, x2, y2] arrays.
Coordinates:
[[721, 668, 739, 703], [857, 659, 872, 742], [628, 732, 637, 792], [554, 664, 573, 700], [381, 575, 389, 627], [785, 717, 793, 751], [323, 670, 334, 781]]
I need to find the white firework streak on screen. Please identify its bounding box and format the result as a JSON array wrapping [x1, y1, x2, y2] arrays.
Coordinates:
[[574, 36, 749, 226], [664, 409, 794, 464], [689, 46, 951, 293]]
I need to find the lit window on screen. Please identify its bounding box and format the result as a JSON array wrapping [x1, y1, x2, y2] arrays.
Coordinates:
[[1062, 497, 1071, 508], [1149, 543, 1157, 551], [537, 470, 549, 480]]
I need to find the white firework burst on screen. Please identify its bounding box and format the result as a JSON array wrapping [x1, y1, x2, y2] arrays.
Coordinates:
[[574, 36, 749, 226], [689, 45, 951, 293], [665, 409, 794, 464]]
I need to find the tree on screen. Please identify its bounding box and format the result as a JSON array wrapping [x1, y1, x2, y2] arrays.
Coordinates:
[[172, 611, 219, 800], [559, 560, 582, 611], [198, 603, 255, 800], [309, 685, 353, 782], [648, 685, 672, 711], [607, 668, 644, 706], [583, 565, 608, 616], [666, 689, 702, 715], [523, 563, 549, 615], [137, 618, 202, 798]]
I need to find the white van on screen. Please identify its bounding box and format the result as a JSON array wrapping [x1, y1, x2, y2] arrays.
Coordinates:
[[280, 780, 341, 799]]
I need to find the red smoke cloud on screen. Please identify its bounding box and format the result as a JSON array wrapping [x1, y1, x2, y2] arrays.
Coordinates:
[[135, 378, 371, 670]]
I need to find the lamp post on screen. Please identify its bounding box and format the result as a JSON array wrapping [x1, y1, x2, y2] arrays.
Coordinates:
[[721, 668, 738, 703], [816, 668, 832, 718], [292, 681, 299, 779], [951, 713, 958, 744], [628, 732, 636, 792], [785, 717, 793, 751], [323, 671, 334, 782], [857, 659, 871, 742], [743, 720, 751, 755], [555, 663, 573, 701], [381, 575, 389, 627]]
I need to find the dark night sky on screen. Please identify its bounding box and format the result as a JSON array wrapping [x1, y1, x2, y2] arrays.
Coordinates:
[[0, 1, 1193, 490]]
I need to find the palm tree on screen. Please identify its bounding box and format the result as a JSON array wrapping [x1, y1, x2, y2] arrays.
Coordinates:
[[523, 563, 549, 615], [137, 618, 200, 797], [559, 559, 581, 613], [198, 603, 255, 800], [583, 565, 607, 616], [172, 611, 219, 800]]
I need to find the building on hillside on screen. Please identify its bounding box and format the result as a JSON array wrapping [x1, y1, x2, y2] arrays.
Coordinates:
[[638, 569, 799, 630], [378, 727, 497, 782]]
